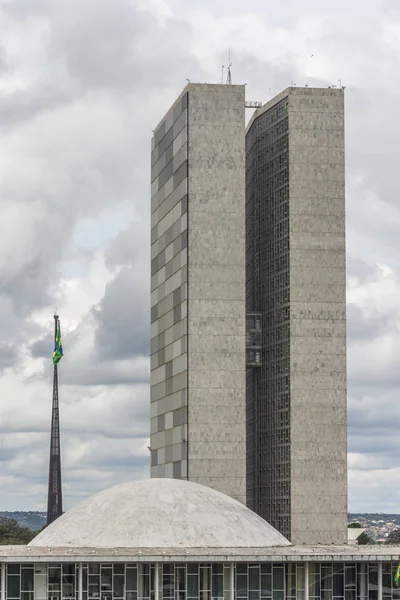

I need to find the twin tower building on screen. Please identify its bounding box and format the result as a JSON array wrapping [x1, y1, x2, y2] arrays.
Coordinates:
[[150, 83, 347, 546]]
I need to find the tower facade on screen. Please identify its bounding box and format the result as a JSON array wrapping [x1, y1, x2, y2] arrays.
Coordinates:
[[150, 84, 246, 504], [245, 87, 347, 544], [47, 315, 63, 525]]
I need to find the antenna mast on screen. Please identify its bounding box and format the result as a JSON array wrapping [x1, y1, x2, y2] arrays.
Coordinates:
[[47, 314, 63, 525], [226, 48, 232, 85]]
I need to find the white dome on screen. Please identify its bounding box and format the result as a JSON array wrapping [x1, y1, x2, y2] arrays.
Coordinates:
[[30, 479, 290, 548]]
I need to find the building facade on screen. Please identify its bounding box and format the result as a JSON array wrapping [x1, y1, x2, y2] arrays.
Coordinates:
[[245, 87, 347, 545], [150, 84, 246, 503], [15, 479, 400, 600], [2, 558, 400, 600]]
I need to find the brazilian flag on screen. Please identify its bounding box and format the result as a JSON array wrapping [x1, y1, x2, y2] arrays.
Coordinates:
[[53, 320, 63, 365], [395, 564, 400, 586]]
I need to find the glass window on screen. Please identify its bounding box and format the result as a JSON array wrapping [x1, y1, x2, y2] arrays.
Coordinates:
[[322, 566, 333, 592], [383, 563, 392, 598], [113, 575, 124, 598], [126, 568, 138, 592], [212, 566, 223, 599], [249, 567, 260, 592], [7, 576, 20, 599], [368, 565, 378, 600], [345, 566, 356, 590], [114, 565, 125, 576], [273, 567, 284, 592], [200, 565, 211, 600], [49, 567, 61, 588], [88, 577, 100, 598], [236, 575, 248, 597], [333, 564, 344, 598], [176, 567, 186, 600], [309, 564, 321, 598], [101, 568, 112, 592], [139, 570, 150, 600], [63, 565, 75, 576], [162, 564, 174, 600], [21, 569, 34, 592], [296, 566, 305, 593], [261, 575, 271, 596], [187, 575, 198, 598], [357, 563, 368, 600], [285, 564, 296, 598]]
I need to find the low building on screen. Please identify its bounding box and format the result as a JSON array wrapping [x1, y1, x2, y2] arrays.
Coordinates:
[[1, 479, 399, 600], [347, 528, 367, 546]]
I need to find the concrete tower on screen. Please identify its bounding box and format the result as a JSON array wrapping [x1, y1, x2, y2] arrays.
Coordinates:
[[150, 84, 246, 504], [245, 87, 347, 544]]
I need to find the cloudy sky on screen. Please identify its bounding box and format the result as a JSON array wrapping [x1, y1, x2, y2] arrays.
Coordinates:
[[0, 0, 399, 514]]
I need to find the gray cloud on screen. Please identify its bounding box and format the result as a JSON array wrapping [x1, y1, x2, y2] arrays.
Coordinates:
[[347, 303, 397, 343], [46, 0, 201, 93], [0, 343, 17, 370], [0, 0, 50, 19], [93, 265, 149, 361], [30, 334, 53, 360], [347, 258, 381, 285]]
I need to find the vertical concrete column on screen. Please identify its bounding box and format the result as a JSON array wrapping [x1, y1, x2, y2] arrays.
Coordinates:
[[0, 563, 6, 600], [304, 563, 309, 600], [1, 562, 5, 600], [230, 563, 235, 600], [378, 562, 382, 600], [154, 563, 159, 600], [78, 563, 83, 600]]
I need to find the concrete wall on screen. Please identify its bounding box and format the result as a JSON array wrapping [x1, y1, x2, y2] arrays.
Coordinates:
[[187, 85, 247, 504], [288, 87, 347, 545]]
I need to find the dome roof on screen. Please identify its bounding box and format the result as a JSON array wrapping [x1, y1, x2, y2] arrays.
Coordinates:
[[30, 479, 290, 548]]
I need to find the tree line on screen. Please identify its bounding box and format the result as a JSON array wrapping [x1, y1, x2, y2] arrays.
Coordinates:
[[0, 517, 43, 545], [2, 516, 400, 546]]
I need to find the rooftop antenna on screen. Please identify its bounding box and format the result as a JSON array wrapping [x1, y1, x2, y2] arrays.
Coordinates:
[[221, 65, 225, 84], [226, 48, 232, 85]]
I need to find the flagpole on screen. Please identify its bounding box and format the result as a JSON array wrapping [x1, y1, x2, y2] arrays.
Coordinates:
[[46, 314, 63, 525]]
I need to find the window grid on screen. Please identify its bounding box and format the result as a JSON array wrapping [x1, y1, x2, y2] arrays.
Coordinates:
[[246, 97, 291, 538], [1, 562, 399, 600]]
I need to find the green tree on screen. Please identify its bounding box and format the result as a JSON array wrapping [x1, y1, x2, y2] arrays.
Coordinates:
[[348, 522, 362, 528], [386, 529, 400, 545], [0, 518, 36, 545], [358, 532, 373, 545]]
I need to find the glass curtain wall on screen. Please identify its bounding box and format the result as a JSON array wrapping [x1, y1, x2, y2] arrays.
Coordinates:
[[0, 562, 399, 600]]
